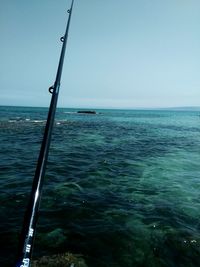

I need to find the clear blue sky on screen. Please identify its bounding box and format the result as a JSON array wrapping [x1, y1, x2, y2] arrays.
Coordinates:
[[1, 0, 200, 109]]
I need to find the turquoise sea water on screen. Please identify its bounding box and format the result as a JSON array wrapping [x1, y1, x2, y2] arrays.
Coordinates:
[[0, 106, 200, 267]]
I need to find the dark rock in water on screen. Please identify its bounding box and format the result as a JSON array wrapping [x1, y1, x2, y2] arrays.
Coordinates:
[[32, 252, 88, 267], [77, 110, 96, 114]]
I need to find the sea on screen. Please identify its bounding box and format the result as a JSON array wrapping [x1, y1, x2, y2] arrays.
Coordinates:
[[0, 105, 200, 267]]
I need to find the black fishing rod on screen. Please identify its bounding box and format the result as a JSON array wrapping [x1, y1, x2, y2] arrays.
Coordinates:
[[15, 1, 75, 266]]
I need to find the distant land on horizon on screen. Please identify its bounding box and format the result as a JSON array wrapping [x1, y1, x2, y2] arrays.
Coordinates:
[[1, 105, 200, 111]]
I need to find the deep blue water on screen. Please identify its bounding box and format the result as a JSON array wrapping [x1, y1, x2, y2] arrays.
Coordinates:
[[0, 106, 200, 267]]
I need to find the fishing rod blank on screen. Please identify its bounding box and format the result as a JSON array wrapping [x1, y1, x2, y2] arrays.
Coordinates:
[[15, 1, 75, 266]]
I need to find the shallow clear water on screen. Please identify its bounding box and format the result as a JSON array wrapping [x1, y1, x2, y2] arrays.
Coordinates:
[[0, 106, 200, 267]]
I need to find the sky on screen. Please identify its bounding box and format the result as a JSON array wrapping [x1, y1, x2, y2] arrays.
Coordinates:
[[1, 0, 200, 109]]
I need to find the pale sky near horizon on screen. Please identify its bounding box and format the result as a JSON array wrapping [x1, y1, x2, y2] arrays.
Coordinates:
[[1, 0, 200, 109]]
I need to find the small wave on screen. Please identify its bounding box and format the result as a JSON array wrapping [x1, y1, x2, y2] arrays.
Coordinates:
[[9, 117, 24, 122], [8, 119, 45, 124], [9, 120, 17, 123], [33, 120, 46, 123], [8, 117, 31, 122]]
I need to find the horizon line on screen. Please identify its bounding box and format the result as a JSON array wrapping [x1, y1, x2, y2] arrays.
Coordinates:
[[1, 104, 200, 111]]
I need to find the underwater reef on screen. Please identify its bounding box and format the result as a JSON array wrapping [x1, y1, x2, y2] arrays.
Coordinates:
[[32, 252, 88, 267]]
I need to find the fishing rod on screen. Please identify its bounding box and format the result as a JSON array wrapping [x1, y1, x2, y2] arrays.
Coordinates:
[[15, 1, 75, 266]]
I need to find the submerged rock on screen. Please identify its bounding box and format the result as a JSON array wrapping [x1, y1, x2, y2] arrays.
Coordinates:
[[32, 252, 88, 267], [42, 228, 67, 248]]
